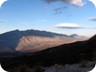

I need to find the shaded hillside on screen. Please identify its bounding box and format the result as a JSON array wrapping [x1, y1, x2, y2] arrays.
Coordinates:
[[0, 35, 96, 71]]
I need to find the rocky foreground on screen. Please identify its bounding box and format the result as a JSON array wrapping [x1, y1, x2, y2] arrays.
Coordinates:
[[44, 61, 95, 72], [6, 61, 95, 72]]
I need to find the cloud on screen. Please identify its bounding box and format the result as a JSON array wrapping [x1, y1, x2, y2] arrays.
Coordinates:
[[54, 6, 68, 11], [44, 0, 84, 7], [88, 17, 96, 21], [0, 20, 7, 22], [55, 23, 96, 29], [54, 6, 68, 14]]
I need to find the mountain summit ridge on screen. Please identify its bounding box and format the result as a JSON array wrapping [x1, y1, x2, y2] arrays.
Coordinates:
[[0, 29, 88, 53]]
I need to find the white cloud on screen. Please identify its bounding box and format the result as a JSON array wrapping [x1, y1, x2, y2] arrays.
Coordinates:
[[67, 0, 84, 7], [55, 23, 84, 29], [55, 23, 96, 29], [44, 0, 84, 7]]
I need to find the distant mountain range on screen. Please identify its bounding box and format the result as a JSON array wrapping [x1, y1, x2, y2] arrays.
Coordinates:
[[69, 34, 88, 41], [0, 29, 88, 53]]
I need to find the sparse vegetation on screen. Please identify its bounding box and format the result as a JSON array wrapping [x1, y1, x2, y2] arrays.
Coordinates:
[[79, 60, 90, 67]]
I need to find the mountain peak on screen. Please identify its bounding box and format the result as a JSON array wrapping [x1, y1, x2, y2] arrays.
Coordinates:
[[69, 34, 78, 38], [0, 29, 77, 52]]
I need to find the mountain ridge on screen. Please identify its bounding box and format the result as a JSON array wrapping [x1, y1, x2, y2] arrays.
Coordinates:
[[0, 29, 88, 53]]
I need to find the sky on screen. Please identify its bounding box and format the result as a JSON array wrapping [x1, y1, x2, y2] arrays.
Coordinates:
[[0, 0, 96, 37]]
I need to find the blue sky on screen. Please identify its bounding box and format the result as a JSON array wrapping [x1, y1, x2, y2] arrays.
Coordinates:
[[0, 0, 96, 37]]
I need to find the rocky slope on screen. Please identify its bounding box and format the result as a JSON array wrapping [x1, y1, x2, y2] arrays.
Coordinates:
[[16, 36, 75, 52]]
